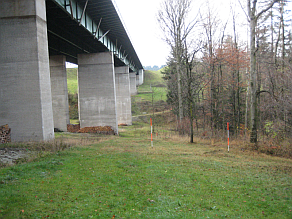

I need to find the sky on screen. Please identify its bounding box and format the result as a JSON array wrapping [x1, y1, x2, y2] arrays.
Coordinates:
[[113, 0, 246, 67], [113, 0, 170, 67], [66, 0, 246, 68], [67, 0, 291, 68], [67, 0, 169, 68]]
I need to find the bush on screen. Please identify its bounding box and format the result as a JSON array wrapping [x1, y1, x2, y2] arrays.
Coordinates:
[[68, 93, 78, 120]]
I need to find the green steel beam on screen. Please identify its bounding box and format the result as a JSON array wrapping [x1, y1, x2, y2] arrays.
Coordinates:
[[52, 0, 137, 71]]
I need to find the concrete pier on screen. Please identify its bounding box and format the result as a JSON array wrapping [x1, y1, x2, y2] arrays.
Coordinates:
[[115, 66, 132, 125], [129, 73, 138, 95], [78, 52, 118, 134], [136, 74, 140, 87], [0, 0, 54, 141], [50, 55, 69, 132], [138, 69, 144, 85]]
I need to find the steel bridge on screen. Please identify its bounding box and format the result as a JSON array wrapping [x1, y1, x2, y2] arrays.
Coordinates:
[[0, 0, 143, 142], [47, 0, 143, 72]]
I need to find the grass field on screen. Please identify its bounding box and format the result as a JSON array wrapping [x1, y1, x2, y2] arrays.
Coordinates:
[[1, 124, 291, 218], [136, 70, 167, 103], [131, 70, 169, 116], [67, 68, 78, 94], [1, 69, 291, 218]]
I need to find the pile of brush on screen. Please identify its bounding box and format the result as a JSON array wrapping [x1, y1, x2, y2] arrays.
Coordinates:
[[0, 124, 11, 144]]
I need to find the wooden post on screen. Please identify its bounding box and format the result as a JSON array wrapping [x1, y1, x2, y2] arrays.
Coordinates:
[[227, 122, 230, 152], [150, 118, 153, 148]]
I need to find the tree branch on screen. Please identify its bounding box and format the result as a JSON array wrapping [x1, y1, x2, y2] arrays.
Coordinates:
[[238, 0, 249, 21], [256, 90, 278, 101], [256, 0, 280, 21]]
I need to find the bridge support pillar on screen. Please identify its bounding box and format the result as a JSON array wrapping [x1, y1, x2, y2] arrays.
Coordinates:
[[138, 69, 144, 85], [0, 0, 54, 141], [115, 67, 132, 126], [129, 73, 137, 95], [78, 52, 118, 134], [49, 55, 69, 132], [136, 74, 140, 87]]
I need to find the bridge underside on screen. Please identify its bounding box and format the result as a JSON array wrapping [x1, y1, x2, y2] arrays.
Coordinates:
[[0, 0, 143, 142], [46, 0, 125, 68]]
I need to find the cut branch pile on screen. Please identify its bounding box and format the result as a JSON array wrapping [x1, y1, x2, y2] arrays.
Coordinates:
[[118, 123, 128, 126], [0, 124, 11, 144], [67, 124, 115, 135], [78, 126, 115, 135], [67, 124, 80, 133]]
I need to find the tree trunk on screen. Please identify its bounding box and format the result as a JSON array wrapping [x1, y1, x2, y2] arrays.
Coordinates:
[[245, 74, 249, 139], [190, 105, 194, 143], [189, 74, 194, 143], [250, 16, 258, 144], [176, 29, 183, 123], [248, 0, 280, 144], [177, 65, 183, 122]]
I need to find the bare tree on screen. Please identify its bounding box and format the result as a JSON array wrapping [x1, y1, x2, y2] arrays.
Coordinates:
[[158, 0, 203, 142], [246, 0, 280, 144], [183, 42, 203, 143], [158, 0, 195, 124], [200, 4, 218, 136]]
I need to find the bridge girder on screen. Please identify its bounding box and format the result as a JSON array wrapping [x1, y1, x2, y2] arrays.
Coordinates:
[[47, 0, 143, 72]]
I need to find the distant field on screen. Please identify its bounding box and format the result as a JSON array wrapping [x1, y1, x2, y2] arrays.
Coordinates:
[[65, 68, 167, 102], [136, 70, 167, 103], [67, 68, 78, 94]]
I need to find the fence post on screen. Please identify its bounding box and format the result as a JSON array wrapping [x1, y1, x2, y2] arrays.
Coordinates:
[[151, 118, 153, 148], [227, 122, 230, 152]]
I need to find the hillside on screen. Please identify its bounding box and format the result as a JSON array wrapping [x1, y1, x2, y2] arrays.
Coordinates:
[[67, 68, 78, 94], [65, 68, 170, 118], [65, 68, 167, 98], [132, 69, 169, 116]]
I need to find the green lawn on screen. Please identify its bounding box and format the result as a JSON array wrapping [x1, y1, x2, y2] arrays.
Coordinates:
[[67, 68, 78, 94], [0, 124, 291, 218]]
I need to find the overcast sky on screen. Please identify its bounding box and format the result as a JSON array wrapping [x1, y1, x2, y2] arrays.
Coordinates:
[[114, 0, 241, 67], [67, 0, 291, 68], [113, 0, 169, 67]]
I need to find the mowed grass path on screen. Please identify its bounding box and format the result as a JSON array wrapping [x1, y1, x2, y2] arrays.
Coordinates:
[[0, 126, 291, 218]]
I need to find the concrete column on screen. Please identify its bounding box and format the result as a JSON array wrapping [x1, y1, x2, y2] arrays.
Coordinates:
[[50, 55, 69, 132], [115, 66, 132, 126], [138, 69, 144, 85], [129, 73, 137, 95], [78, 52, 118, 134], [136, 74, 139, 87], [0, 0, 54, 141]]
